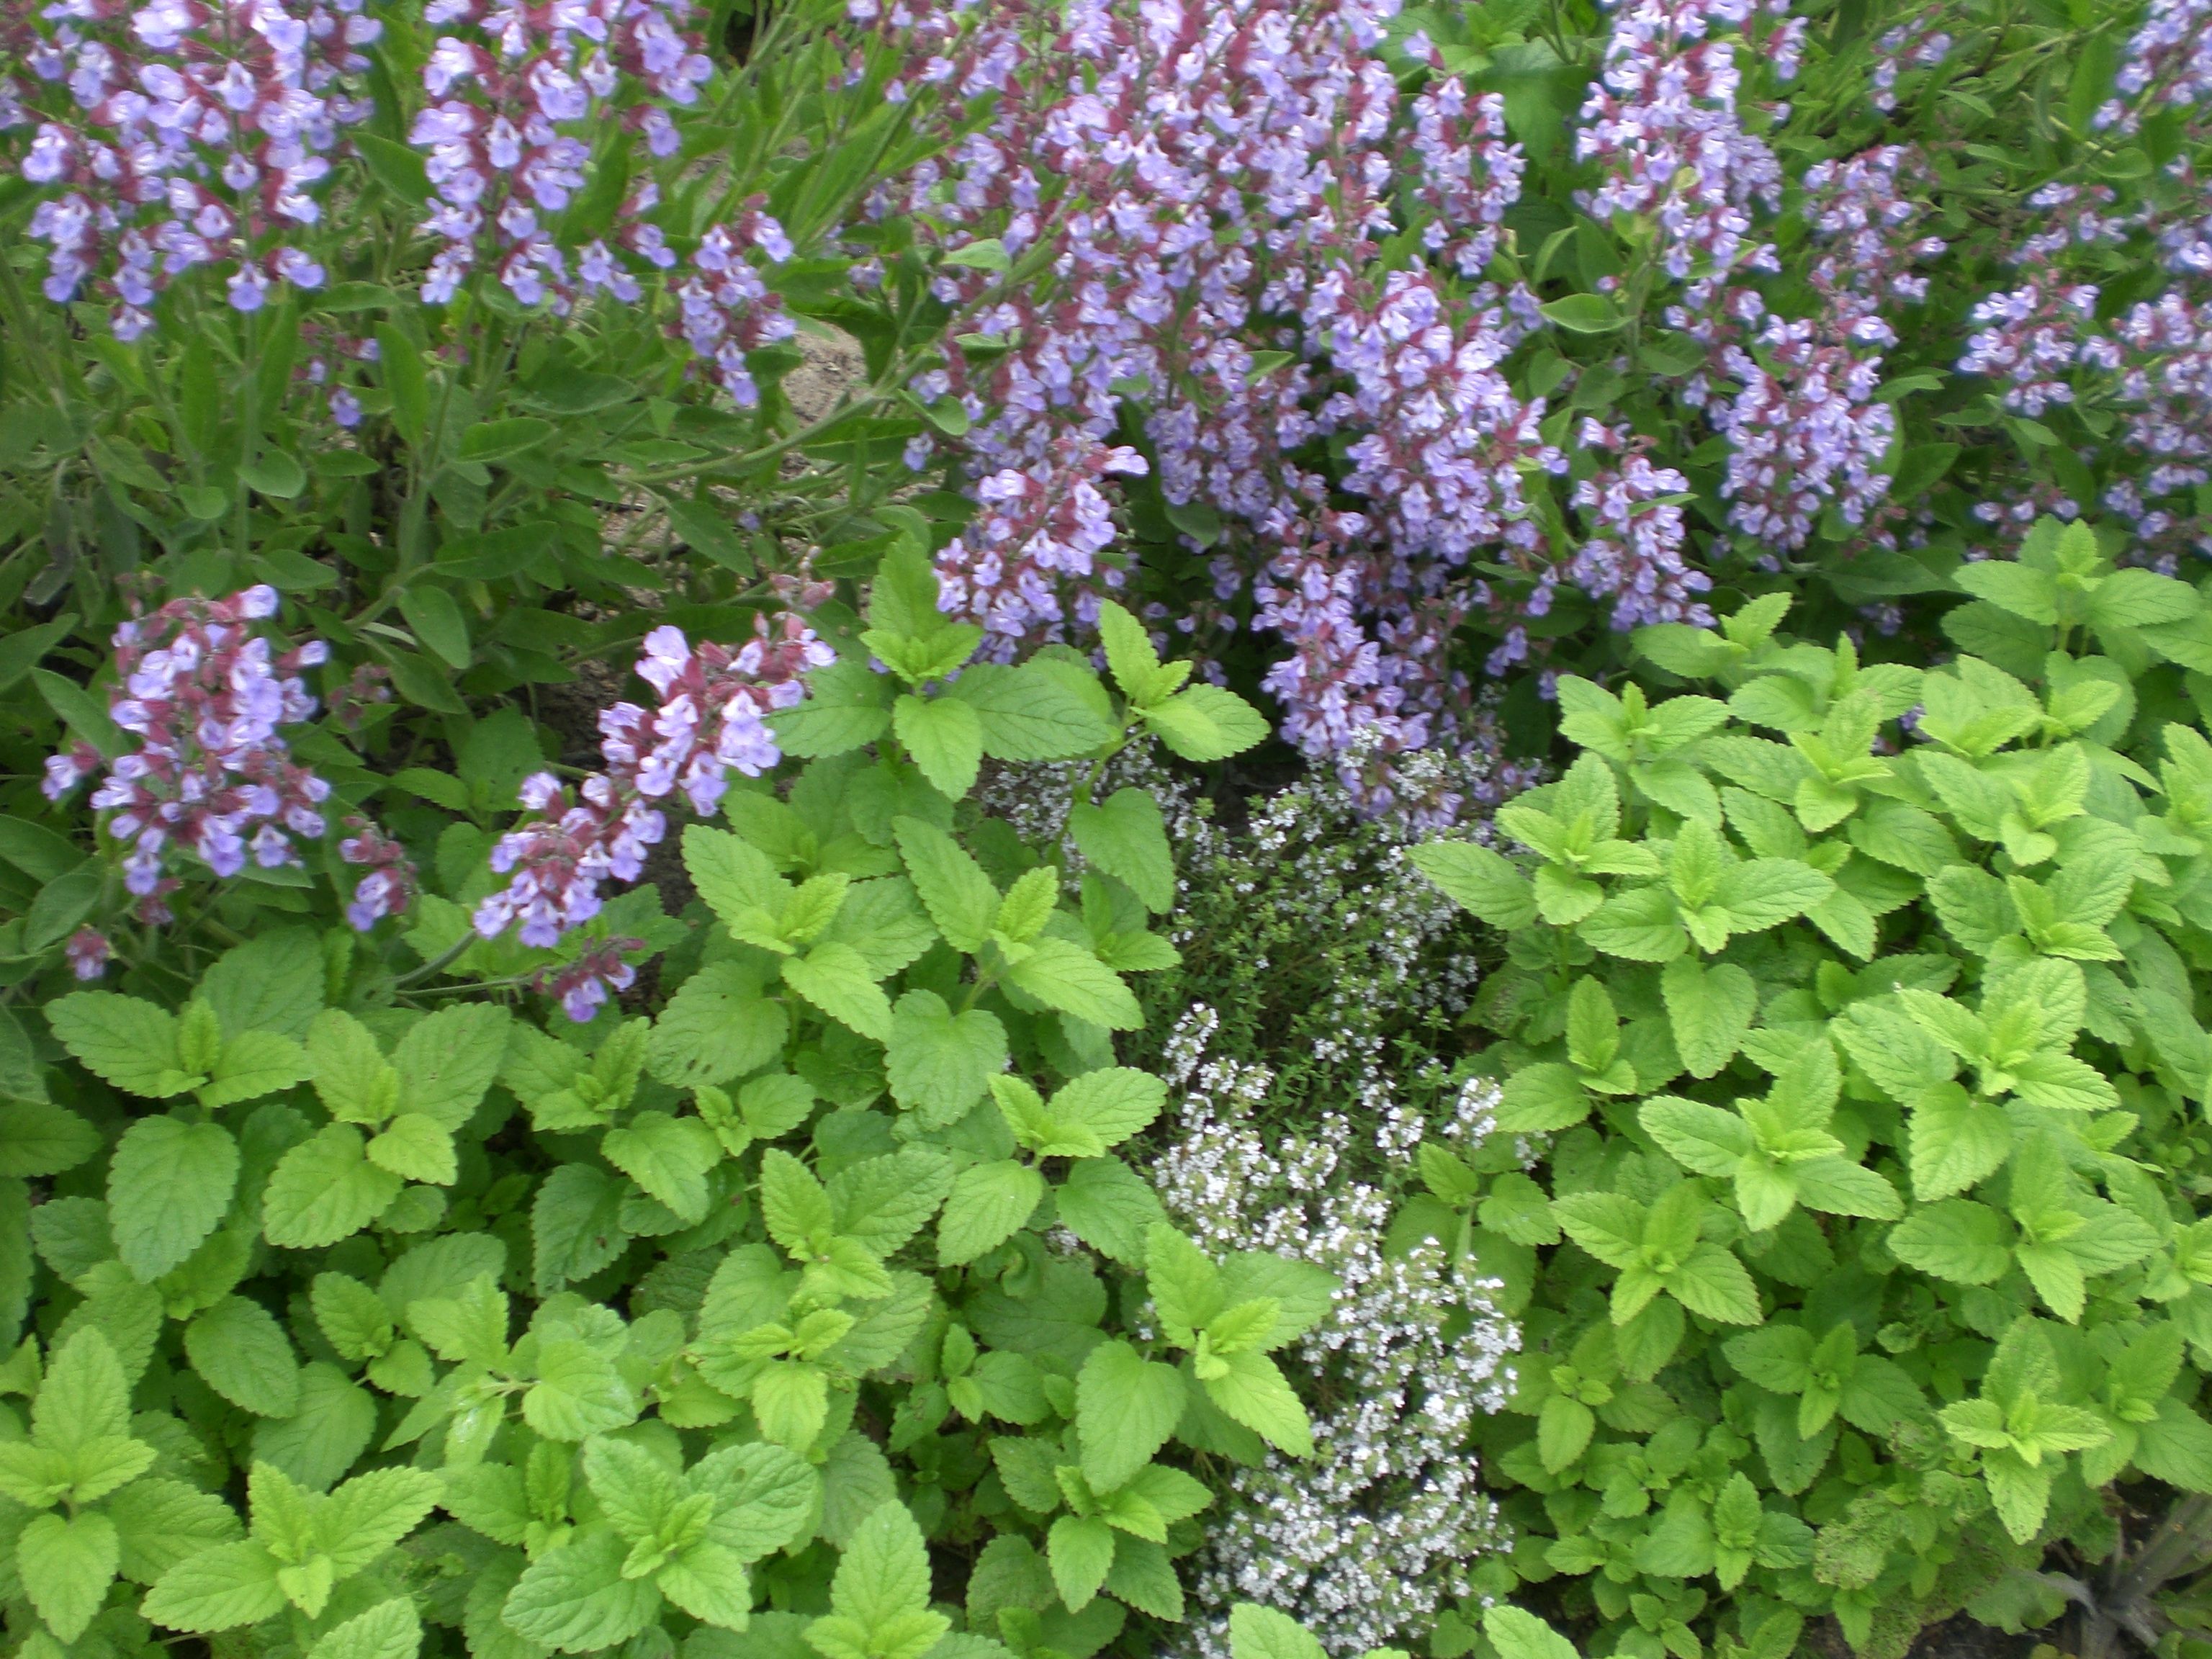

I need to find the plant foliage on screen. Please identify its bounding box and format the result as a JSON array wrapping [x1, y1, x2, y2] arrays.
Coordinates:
[[1414, 518, 2212, 1658]]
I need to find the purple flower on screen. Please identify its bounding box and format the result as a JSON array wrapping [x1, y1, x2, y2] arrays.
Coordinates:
[[473, 613, 835, 950], [338, 816, 418, 930], [43, 587, 347, 923], [534, 936, 642, 1022], [5, 0, 377, 334], [66, 927, 111, 981], [405, 0, 722, 315]]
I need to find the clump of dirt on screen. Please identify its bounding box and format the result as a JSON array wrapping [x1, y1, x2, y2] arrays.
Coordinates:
[[786, 326, 866, 425], [1802, 1615, 2054, 1659]]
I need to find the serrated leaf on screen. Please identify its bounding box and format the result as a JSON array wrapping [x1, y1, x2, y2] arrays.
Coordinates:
[[1076, 1341, 1185, 1492], [1003, 938, 1141, 1030], [886, 991, 1006, 1125], [1070, 789, 1175, 912], [1141, 684, 1269, 762], [937, 1161, 1045, 1266], [186, 1295, 301, 1418], [1407, 841, 1537, 929], [261, 1125, 402, 1249], [46, 993, 196, 1097]]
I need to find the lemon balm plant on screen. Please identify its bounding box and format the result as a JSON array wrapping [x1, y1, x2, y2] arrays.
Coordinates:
[[0, 548, 1332, 1659], [1409, 519, 2212, 1659]]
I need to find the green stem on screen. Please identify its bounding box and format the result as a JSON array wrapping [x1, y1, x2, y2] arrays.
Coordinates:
[[394, 930, 478, 988]]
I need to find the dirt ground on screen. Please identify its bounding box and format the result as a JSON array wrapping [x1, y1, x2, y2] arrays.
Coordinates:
[[1791, 1614, 2054, 1659], [1903, 1618, 2050, 1658]]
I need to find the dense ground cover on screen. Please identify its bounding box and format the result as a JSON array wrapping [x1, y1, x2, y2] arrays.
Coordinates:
[[12, 0, 2212, 1656]]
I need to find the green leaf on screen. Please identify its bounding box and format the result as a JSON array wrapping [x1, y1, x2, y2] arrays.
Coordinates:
[[261, 1125, 402, 1249], [2091, 567, 2199, 628], [1141, 684, 1269, 762], [894, 694, 984, 799], [1231, 1605, 1328, 1659], [1848, 799, 1960, 876], [1718, 859, 1834, 933], [830, 1501, 939, 1630], [1663, 1245, 1763, 1325], [937, 1160, 1045, 1265], [1046, 1514, 1117, 1613], [1003, 938, 1142, 1030], [1048, 1068, 1165, 1152], [503, 1527, 660, 1653], [1639, 1097, 1753, 1177], [647, 963, 788, 1088], [602, 1112, 721, 1225], [1095, 602, 1175, 706], [1406, 842, 1537, 929], [1581, 886, 1689, 963], [392, 1004, 510, 1127], [1483, 1609, 1578, 1659], [1497, 1064, 1591, 1134], [253, 1364, 377, 1492], [318, 1464, 442, 1573], [685, 826, 789, 933], [202, 930, 324, 1040], [1954, 561, 2059, 624], [1835, 1002, 1957, 1103], [2137, 1398, 2212, 1494], [1793, 1159, 1903, 1220], [1906, 1086, 2013, 1200], [1077, 1341, 1187, 1491], [944, 661, 1118, 759], [693, 1441, 819, 1560], [36, 1326, 131, 1455], [662, 496, 755, 575], [34, 667, 125, 760], [20, 1509, 120, 1641], [1054, 1158, 1169, 1265], [202, 1029, 312, 1109], [141, 1540, 287, 1632], [886, 992, 1007, 1125], [1070, 788, 1175, 913], [397, 585, 471, 673], [0, 618, 78, 696], [108, 1478, 245, 1583], [1661, 958, 1757, 1079], [1540, 294, 1624, 333], [457, 418, 555, 463], [943, 238, 1012, 271], [0, 1100, 99, 1177], [782, 943, 895, 1042], [356, 132, 431, 206], [1980, 1453, 2054, 1545], [766, 659, 893, 757], [831, 1148, 953, 1256], [186, 1295, 301, 1418], [1202, 1349, 1313, 1455], [894, 817, 998, 953], [993, 866, 1058, 945], [307, 1599, 421, 1659], [46, 993, 196, 1097], [235, 450, 306, 501], [374, 325, 431, 451], [526, 1343, 636, 1442], [1888, 1200, 2013, 1284]]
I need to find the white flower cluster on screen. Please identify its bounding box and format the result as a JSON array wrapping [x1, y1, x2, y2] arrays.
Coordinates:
[[988, 736, 1525, 1653], [1154, 1011, 1520, 1658]]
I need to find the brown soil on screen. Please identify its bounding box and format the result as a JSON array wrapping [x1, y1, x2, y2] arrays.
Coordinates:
[[1905, 1617, 2051, 1659], [1800, 1616, 2055, 1659], [786, 324, 867, 425]]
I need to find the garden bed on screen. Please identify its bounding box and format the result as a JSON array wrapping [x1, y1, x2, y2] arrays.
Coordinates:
[[8, 1, 2212, 1658]]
